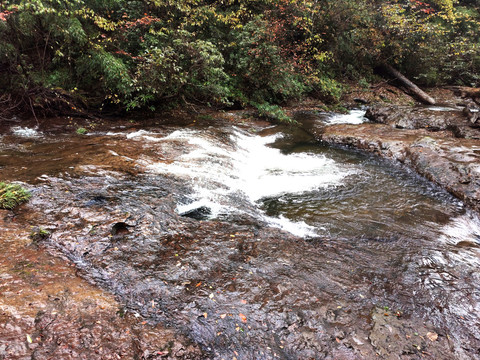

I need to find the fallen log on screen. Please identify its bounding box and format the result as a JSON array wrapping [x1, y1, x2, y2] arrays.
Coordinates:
[[382, 64, 436, 105]]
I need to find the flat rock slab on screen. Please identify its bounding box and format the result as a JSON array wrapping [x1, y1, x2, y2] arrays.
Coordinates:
[[314, 123, 480, 212], [365, 104, 480, 139], [0, 211, 203, 359]]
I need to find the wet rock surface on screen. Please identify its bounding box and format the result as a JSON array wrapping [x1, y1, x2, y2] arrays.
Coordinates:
[[0, 210, 203, 360], [365, 105, 457, 131], [308, 122, 480, 213], [365, 104, 480, 139], [1, 111, 480, 359], [22, 174, 476, 359]]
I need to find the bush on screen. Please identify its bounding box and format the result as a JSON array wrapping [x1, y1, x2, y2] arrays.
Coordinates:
[[228, 18, 310, 104], [1, 0, 479, 116], [253, 102, 297, 125], [130, 31, 230, 108], [0, 182, 31, 210]]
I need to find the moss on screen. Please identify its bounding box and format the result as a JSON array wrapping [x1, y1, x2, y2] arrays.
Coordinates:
[[30, 226, 51, 243], [76, 127, 88, 135], [0, 182, 31, 210]]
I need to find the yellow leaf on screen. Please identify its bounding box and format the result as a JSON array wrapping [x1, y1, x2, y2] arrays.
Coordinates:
[[427, 332, 438, 342]]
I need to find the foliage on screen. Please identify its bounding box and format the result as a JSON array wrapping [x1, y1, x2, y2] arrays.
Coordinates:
[[376, 0, 480, 85], [0, 182, 31, 209], [0, 0, 479, 117], [253, 102, 296, 125], [76, 127, 87, 134]]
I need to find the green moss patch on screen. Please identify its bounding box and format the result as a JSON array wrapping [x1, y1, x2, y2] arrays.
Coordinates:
[[0, 182, 32, 210]]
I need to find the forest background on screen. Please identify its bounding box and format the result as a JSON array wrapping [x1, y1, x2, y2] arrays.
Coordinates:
[[0, 0, 479, 119]]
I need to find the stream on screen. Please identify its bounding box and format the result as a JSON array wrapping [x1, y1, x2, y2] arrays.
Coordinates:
[[1, 111, 480, 359]]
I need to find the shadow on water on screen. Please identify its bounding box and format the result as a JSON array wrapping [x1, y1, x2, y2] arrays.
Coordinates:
[[2, 115, 480, 359]]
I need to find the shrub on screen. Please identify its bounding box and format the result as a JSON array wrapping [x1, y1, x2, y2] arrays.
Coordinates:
[[253, 102, 297, 125], [229, 18, 310, 104]]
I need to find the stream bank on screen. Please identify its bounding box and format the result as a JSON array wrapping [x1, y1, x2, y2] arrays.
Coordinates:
[[300, 88, 480, 213]]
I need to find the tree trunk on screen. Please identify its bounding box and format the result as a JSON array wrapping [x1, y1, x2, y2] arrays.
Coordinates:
[[382, 64, 436, 105]]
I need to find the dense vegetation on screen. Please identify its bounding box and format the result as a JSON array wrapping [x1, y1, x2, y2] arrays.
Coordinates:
[[0, 0, 479, 118]]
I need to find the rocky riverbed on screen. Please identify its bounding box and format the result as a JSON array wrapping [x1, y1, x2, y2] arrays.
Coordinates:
[[1, 90, 480, 359]]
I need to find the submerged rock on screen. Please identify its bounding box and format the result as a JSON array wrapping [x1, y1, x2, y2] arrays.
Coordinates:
[[180, 206, 212, 220]]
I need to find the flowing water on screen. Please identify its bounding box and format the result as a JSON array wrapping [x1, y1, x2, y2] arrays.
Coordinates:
[[1, 113, 480, 359]]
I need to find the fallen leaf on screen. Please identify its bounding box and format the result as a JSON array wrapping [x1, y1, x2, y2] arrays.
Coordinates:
[[239, 313, 247, 323], [241, 299, 247, 304], [203, 312, 208, 319], [26, 334, 32, 344], [220, 313, 227, 319], [426, 332, 438, 342], [196, 282, 202, 287]]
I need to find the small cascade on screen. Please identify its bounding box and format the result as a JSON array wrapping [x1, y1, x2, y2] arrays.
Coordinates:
[[11, 126, 43, 138], [326, 109, 367, 124], [144, 127, 354, 237]]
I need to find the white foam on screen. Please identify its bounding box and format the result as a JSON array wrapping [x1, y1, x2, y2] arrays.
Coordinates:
[[11, 126, 42, 138], [428, 106, 459, 112], [146, 127, 354, 236], [262, 215, 317, 238], [230, 130, 349, 201], [125, 129, 166, 142], [326, 110, 367, 125], [439, 213, 480, 247]]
